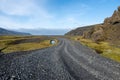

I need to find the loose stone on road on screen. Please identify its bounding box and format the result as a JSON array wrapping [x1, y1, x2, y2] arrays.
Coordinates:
[[0, 38, 120, 80]]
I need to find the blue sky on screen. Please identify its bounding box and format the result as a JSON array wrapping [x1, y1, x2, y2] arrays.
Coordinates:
[[0, 0, 120, 35]]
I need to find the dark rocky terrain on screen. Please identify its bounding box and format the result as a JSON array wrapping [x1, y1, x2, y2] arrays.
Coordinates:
[[0, 27, 31, 35], [66, 6, 120, 44]]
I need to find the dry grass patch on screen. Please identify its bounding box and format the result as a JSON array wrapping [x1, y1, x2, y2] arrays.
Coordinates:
[[0, 36, 57, 53], [3, 40, 52, 53], [67, 36, 120, 62]]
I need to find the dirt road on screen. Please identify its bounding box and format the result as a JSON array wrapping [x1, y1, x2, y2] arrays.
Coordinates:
[[0, 38, 120, 80]]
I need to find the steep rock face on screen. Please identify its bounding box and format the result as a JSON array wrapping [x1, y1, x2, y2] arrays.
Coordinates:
[[91, 25, 105, 42], [104, 6, 120, 24], [66, 6, 120, 44]]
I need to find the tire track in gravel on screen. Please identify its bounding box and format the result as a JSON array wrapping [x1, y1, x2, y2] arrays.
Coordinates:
[[0, 38, 120, 80]]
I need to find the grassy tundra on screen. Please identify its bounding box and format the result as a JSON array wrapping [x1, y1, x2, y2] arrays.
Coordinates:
[[0, 36, 57, 53], [67, 36, 120, 63]]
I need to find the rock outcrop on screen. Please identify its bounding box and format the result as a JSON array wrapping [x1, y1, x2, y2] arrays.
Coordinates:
[[66, 6, 120, 44], [104, 6, 120, 25]]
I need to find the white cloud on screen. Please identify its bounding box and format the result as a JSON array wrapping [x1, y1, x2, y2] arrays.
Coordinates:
[[0, 0, 35, 16], [0, 0, 51, 18], [0, 0, 92, 31], [0, 0, 54, 29], [0, 15, 34, 29]]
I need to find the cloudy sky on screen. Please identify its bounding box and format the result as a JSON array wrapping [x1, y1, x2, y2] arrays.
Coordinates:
[[0, 0, 120, 35]]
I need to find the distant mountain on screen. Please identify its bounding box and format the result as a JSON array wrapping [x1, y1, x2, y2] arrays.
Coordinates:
[[66, 6, 120, 45], [0, 27, 31, 35], [17, 28, 70, 35]]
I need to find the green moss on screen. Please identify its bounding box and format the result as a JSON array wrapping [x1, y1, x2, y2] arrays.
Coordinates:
[[68, 36, 120, 63], [0, 36, 57, 53], [3, 40, 52, 53]]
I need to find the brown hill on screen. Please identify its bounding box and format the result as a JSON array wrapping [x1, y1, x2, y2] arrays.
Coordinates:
[[66, 6, 120, 45]]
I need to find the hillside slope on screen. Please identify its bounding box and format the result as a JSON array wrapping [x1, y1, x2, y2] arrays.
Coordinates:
[[0, 27, 31, 35], [66, 6, 120, 45]]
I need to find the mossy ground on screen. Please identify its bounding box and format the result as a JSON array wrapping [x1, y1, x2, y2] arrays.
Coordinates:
[[0, 36, 57, 53], [67, 36, 120, 63]]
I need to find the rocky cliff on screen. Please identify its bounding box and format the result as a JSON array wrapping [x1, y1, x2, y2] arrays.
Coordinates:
[[66, 6, 120, 44]]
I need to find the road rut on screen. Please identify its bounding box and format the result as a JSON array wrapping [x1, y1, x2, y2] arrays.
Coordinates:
[[0, 38, 120, 80]]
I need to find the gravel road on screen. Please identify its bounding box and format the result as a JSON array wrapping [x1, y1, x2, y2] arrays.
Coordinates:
[[0, 38, 120, 80]]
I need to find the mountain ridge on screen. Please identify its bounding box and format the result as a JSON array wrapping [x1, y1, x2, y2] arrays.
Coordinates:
[[0, 27, 31, 35]]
